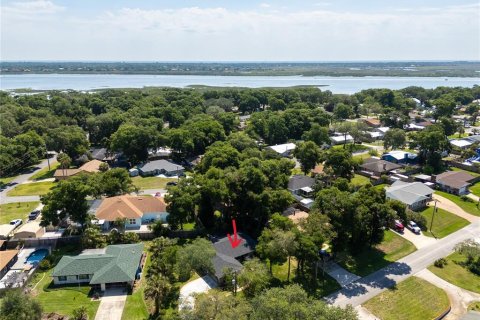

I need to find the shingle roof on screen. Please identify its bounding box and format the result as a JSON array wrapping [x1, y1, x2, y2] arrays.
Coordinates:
[[436, 171, 476, 189], [140, 159, 184, 173], [212, 252, 243, 279], [95, 195, 167, 220], [360, 158, 402, 173], [386, 181, 433, 205], [268, 143, 296, 154], [53, 243, 143, 284], [79, 160, 104, 173], [213, 233, 255, 259], [53, 168, 82, 178], [0, 250, 18, 271], [288, 175, 315, 191]]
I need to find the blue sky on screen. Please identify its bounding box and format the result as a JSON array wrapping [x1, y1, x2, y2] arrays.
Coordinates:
[[1, 0, 479, 61]]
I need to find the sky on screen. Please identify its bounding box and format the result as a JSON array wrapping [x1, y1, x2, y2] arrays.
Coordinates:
[[1, 0, 479, 61]]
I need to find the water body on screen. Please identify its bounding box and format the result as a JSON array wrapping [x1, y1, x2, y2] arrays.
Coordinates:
[[0, 74, 478, 94]]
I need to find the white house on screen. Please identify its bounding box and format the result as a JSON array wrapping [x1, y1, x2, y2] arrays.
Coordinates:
[[386, 181, 433, 210], [330, 134, 354, 145], [268, 143, 296, 157]]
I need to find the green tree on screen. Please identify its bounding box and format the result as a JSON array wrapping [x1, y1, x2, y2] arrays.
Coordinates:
[[410, 125, 450, 173], [294, 141, 321, 174], [71, 306, 88, 320], [238, 258, 271, 297], [383, 128, 406, 150], [302, 124, 330, 146], [110, 124, 161, 163], [322, 148, 356, 180], [46, 126, 89, 159], [0, 290, 42, 320], [41, 176, 91, 227], [81, 227, 106, 249], [144, 274, 172, 315], [165, 178, 199, 230], [96, 168, 134, 197], [181, 290, 251, 320], [333, 103, 353, 120], [177, 238, 216, 281]]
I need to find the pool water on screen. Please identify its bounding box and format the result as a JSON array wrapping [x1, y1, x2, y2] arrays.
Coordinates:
[[26, 249, 49, 265]]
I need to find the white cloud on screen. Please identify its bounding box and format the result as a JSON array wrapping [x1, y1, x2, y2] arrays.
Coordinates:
[[1, 3, 479, 61], [2, 0, 64, 15], [260, 3, 271, 8]]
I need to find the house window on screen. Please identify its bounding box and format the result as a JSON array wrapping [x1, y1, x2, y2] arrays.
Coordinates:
[[129, 219, 136, 225], [58, 276, 67, 281], [79, 274, 89, 280]]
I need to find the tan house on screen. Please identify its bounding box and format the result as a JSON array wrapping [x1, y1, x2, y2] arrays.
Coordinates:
[[54, 160, 107, 180], [13, 221, 45, 239], [434, 171, 476, 195], [0, 250, 19, 278], [95, 195, 169, 230], [79, 159, 105, 173]]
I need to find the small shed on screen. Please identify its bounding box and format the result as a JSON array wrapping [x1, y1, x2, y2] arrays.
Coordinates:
[[13, 221, 45, 239]]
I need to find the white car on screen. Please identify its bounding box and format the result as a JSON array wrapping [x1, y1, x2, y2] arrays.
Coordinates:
[[407, 221, 421, 234], [10, 219, 22, 227]]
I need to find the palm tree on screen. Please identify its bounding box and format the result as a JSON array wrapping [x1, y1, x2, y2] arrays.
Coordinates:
[[144, 275, 171, 315], [57, 152, 71, 177]]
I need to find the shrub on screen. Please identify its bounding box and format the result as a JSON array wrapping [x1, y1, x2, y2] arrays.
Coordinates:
[[72, 306, 88, 320], [434, 258, 448, 268], [460, 195, 475, 203], [38, 259, 51, 271]]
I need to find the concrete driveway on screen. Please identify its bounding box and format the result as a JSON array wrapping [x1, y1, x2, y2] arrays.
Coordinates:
[[392, 228, 437, 249], [94, 288, 127, 320], [179, 275, 217, 310], [431, 194, 479, 222]]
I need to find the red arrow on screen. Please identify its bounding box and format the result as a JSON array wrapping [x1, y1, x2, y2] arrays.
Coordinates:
[[227, 219, 242, 249]]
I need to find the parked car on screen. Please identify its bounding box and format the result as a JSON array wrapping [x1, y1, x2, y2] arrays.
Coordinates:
[[28, 210, 41, 220], [393, 219, 404, 233], [407, 221, 421, 234], [10, 219, 22, 227]]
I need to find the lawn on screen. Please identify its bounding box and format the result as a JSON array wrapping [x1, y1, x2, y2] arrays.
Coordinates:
[[0, 202, 39, 224], [122, 252, 151, 320], [7, 181, 55, 196], [350, 174, 371, 187], [469, 301, 480, 312], [30, 245, 99, 319], [132, 176, 175, 190], [364, 276, 450, 320], [333, 143, 370, 153], [29, 162, 60, 181], [451, 167, 480, 177], [338, 230, 416, 277], [428, 252, 480, 294], [0, 175, 18, 186], [435, 191, 480, 217], [352, 153, 372, 162], [420, 206, 470, 238], [469, 182, 480, 198]]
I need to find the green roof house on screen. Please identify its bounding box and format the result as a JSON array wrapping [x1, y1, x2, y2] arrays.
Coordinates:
[[52, 243, 144, 291]]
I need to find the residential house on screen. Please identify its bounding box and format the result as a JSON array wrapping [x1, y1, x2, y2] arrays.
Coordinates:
[[376, 127, 390, 135], [95, 195, 169, 230], [13, 222, 45, 239], [382, 150, 418, 165], [330, 134, 354, 145], [53, 159, 107, 180], [362, 118, 381, 128], [434, 171, 476, 195], [450, 139, 473, 149], [148, 147, 172, 160], [78, 159, 105, 173], [288, 175, 315, 198], [0, 240, 6, 250], [0, 224, 19, 240], [359, 158, 402, 177], [367, 131, 384, 140], [386, 181, 434, 210], [211, 233, 255, 282], [268, 143, 296, 157], [138, 159, 185, 177], [52, 243, 144, 291], [405, 123, 426, 131], [53, 168, 83, 180], [90, 148, 121, 163], [0, 250, 19, 279]]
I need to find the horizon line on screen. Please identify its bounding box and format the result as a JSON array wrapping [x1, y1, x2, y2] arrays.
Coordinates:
[[2, 60, 479, 63]]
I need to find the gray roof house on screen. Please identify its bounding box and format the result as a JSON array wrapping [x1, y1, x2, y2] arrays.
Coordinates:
[[138, 159, 185, 177], [359, 158, 402, 177], [434, 171, 476, 195], [288, 175, 315, 198], [52, 243, 144, 291], [211, 233, 255, 281], [385, 181, 433, 210]]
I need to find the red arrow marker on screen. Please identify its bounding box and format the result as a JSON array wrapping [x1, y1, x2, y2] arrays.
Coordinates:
[[227, 219, 242, 249]]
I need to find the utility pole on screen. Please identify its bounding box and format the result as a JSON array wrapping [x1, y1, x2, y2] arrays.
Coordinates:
[[45, 145, 51, 171], [430, 199, 438, 238]]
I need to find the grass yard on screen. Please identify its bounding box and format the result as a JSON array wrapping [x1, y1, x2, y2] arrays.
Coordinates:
[[364, 276, 450, 320], [338, 230, 416, 277], [469, 301, 480, 312], [428, 252, 480, 294], [352, 153, 372, 162], [0, 201, 39, 224], [451, 167, 480, 177], [350, 174, 371, 187], [333, 143, 370, 153], [435, 191, 480, 217], [0, 175, 18, 186], [7, 181, 55, 196], [469, 182, 480, 198], [29, 162, 60, 181], [132, 176, 175, 190], [420, 207, 470, 238], [122, 252, 151, 320]]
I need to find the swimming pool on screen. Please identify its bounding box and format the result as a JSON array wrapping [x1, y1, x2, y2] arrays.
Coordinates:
[[26, 249, 49, 265]]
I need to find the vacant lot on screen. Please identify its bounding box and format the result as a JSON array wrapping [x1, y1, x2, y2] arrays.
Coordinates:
[[0, 202, 39, 224], [29, 162, 60, 181], [7, 181, 55, 196], [435, 191, 480, 217], [132, 176, 175, 190], [428, 252, 480, 294], [421, 206, 470, 238], [364, 277, 450, 320], [338, 230, 416, 277]]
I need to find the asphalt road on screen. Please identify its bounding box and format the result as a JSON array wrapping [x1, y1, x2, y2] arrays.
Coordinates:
[[325, 220, 480, 307], [0, 155, 56, 204]]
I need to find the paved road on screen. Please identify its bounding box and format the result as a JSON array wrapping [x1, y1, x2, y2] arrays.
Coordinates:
[[0, 156, 56, 204], [325, 220, 480, 308]]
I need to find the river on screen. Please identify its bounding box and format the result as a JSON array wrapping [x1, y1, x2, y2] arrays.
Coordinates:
[[0, 74, 478, 94]]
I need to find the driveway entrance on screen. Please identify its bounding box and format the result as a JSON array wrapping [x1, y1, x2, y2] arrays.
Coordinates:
[[94, 288, 127, 320]]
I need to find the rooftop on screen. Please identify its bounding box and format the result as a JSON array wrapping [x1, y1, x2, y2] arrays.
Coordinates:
[[140, 159, 184, 172], [212, 233, 255, 259], [435, 171, 476, 189], [268, 143, 296, 154], [386, 181, 433, 205], [288, 175, 315, 191], [79, 159, 105, 173], [360, 158, 402, 173], [95, 195, 167, 221], [14, 221, 43, 234], [0, 250, 18, 271]]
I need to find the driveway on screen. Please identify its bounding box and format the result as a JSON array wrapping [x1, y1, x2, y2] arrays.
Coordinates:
[[322, 262, 361, 288], [94, 288, 127, 320], [179, 275, 217, 310], [325, 220, 480, 308], [416, 269, 480, 320], [392, 228, 437, 249], [431, 194, 479, 222]]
